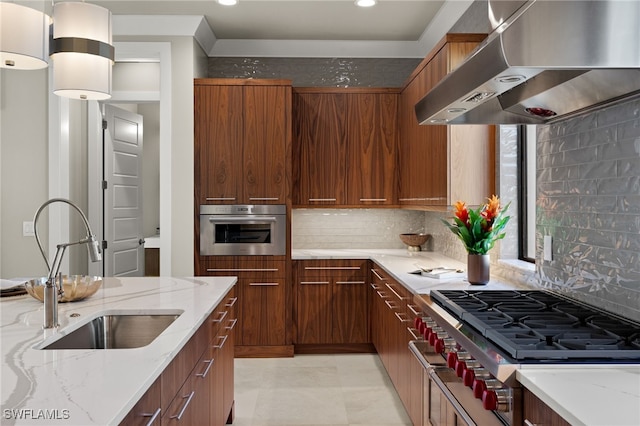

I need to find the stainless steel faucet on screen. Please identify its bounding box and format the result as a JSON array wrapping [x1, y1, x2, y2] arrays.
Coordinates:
[[33, 198, 102, 328]]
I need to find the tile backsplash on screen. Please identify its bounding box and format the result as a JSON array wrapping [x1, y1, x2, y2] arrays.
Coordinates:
[[292, 209, 425, 249], [535, 95, 640, 322]]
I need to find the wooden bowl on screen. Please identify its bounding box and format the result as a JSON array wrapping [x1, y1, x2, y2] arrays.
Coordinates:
[[399, 233, 430, 251]]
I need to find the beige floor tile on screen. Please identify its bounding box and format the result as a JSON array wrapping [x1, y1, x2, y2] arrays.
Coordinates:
[[253, 387, 349, 425], [342, 386, 412, 425]]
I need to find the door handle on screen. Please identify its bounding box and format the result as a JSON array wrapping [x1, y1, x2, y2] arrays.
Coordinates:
[[139, 238, 145, 246]]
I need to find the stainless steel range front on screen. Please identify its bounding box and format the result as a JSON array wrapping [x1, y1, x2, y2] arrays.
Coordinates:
[[410, 290, 640, 425]]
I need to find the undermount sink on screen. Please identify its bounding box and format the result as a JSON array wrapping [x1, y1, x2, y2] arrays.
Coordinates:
[[41, 311, 182, 350]]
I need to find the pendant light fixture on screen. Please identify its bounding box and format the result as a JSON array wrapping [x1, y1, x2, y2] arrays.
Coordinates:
[[0, 3, 50, 70], [50, 1, 114, 100]]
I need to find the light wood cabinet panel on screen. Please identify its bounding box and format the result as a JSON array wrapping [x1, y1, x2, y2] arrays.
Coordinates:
[[194, 79, 291, 206], [399, 34, 495, 208]]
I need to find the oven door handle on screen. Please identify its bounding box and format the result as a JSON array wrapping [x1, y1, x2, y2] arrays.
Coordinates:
[[209, 216, 278, 223]]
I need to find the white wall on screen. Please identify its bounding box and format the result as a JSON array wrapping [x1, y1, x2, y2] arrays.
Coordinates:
[[0, 68, 49, 279]]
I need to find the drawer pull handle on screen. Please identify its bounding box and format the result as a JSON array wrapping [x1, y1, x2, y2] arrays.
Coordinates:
[[225, 318, 238, 331], [407, 304, 422, 316], [207, 268, 279, 272], [395, 312, 410, 323], [196, 358, 214, 379], [249, 197, 279, 201], [370, 269, 385, 281], [407, 327, 421, 340], [225, 297, 238, 307], [376, 290, 388, 299], [214, 334, 228, 349], [359, 198, 387, 202], [171, 391, 195, 420], [384, 300, 397, 310], [385, 283, 406, 301], [308, 198, 337, 202], [205, 197, 236, 201], [336, 281, 365, 285], [142, 408, 161, 426], [212, 310, 228, 323], [300, 281, 330, 285], [249, 282, 279, 286], [304, 266, 361, 270]]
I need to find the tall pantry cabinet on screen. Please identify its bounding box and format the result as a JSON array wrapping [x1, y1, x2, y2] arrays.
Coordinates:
[[194, 79, 293, 358]]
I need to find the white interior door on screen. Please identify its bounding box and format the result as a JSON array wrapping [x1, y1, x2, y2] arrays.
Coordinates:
[[103, 104, 144, 277]]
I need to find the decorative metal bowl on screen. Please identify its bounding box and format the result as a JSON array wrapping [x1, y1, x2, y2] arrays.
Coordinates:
[[25, 275, 103, 303], [399, 233, 430, 251]]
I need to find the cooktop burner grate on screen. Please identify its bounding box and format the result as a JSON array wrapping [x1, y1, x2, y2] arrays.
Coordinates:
[[430, 290, 640, 361]]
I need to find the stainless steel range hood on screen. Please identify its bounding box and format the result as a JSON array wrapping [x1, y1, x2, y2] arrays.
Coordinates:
[[415, 0, 640, 125]]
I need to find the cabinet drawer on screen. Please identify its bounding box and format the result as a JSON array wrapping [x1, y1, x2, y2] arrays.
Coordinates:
[[296, 259, 368, 278], [201, 258, 286, 278]]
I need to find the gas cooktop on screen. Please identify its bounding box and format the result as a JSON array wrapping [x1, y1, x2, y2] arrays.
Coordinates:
[[430, 290, 640, 362]]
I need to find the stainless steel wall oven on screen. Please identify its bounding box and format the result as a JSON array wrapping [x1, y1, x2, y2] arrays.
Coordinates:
[[199, 205, 286, 256]]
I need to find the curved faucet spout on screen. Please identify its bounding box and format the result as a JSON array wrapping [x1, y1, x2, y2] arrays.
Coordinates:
[[33, 198, 102, 282]]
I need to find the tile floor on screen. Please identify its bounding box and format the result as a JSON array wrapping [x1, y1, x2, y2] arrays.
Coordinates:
[[233, 354, 412, 426]]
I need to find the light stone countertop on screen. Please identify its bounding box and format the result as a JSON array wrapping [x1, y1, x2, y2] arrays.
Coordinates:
[[293, 248, 640, 426], [1, 276, 236, 426]]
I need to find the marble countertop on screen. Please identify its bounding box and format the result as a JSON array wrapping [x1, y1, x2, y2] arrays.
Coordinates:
[[293, 248, 640, 426], [1, 276, 236, 426], [293, 248, 530, 294]]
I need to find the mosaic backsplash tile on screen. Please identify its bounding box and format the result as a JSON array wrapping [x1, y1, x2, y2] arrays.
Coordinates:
[[292, 209, 425, 249], [207, 57, 421, 87], [535, 95, 640, 322]]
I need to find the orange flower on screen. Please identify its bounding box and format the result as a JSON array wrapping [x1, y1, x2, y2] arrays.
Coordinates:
[[454, 201, 469, 225], [482, 195, 501, 222]]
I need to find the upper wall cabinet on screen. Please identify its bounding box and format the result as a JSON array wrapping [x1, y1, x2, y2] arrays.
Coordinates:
[[194, 79, 292, 205], [398, 34, 495, 208], [293, 88, 399, 207]]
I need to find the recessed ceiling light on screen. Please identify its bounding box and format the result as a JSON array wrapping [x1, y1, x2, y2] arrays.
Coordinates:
[[355, 0, 377, 7], [218, 0, 238, 5]]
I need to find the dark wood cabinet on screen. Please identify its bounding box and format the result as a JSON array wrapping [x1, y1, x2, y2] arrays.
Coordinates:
[[200, 257, 293, 357], [293, 88, 399, 207], [523, 388, 571, 426], [194, 79, 291, 206], [370, 263, 424, 426], [121, 288, 235, 426], [294, 259, 371, 351], [398, 34, 495, 208]]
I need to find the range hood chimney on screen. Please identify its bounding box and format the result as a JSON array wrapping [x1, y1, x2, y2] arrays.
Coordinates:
[[415, 0, 640, 125]]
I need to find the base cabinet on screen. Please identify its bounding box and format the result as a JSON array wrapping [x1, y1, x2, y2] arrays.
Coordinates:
[[294, 259, 370, 350], [523, 388, 571, 426], [120, 288, 235, 426], [200, 257, 293, 357]]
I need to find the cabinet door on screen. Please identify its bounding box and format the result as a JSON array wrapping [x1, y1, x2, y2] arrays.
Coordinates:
[[346, 93, 398, 206], [239, 277, 287, 346], [293, 92, 347, 205], [296, 279, 332, 344], [332, 273, 369, 344], [243, 85, 289, 204], [195, 84, 243, 204], [222, 292, 237, 424]]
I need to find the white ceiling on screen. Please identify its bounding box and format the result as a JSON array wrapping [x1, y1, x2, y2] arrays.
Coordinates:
[[84, 0, 479, 58]]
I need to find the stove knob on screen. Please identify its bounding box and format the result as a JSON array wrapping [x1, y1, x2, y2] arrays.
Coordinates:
[[428, 328, 441, 345], [414, 317, 423, 330], [433, 337, 446, 354], [473, 378, 501, 399], [456, 360, 479, 378], [463, 367, 490, 387], [422, 326, 431, 340], [482, 388, 511, 412], [446, 352, 458, 368]]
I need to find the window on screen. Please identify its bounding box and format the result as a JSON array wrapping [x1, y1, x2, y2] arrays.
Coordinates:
[[518, 125, 536, 263]]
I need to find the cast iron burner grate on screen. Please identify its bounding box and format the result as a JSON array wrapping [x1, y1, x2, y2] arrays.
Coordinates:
[[430, 289, 640, 361]]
